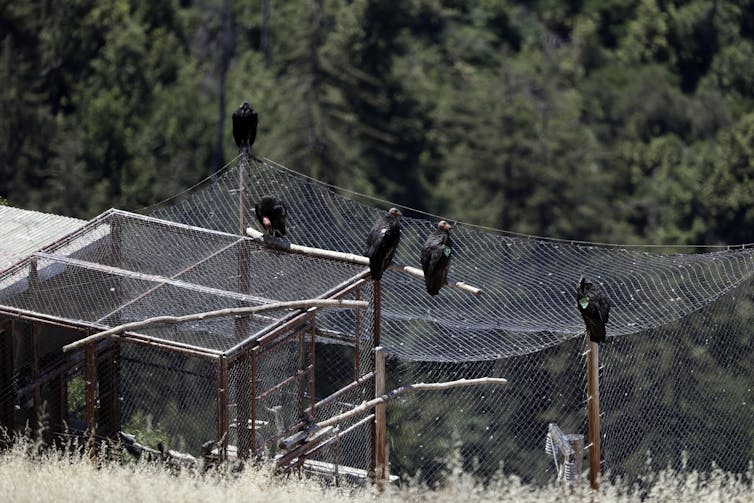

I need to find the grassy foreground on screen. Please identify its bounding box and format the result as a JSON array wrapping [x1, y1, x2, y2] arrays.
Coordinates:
[[0, 440, 751, 502]]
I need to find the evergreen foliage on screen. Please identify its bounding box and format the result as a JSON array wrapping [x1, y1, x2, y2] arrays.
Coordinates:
[[1, 0, 754, 245]]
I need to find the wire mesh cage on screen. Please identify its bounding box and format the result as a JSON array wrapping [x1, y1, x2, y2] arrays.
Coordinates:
[[1, 155, 753, 489], [0, 208, 379, 476]]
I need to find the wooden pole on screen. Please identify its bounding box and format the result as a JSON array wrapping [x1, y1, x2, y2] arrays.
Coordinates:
[[246, 227, 482, 295], [369, 280, 381, 480], [318, 377, 508, 429], [374, 346, 387, 493], [586, 337, 601, 492], [63, 299, 368, 352]]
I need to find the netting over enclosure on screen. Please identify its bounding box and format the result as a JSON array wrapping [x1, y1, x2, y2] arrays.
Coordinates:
[[0, 208, 377, 472], [150, 155, 753, 485], [0, 154, 751, 487]]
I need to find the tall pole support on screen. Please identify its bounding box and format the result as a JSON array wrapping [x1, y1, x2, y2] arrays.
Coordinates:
[[586, 337, 601, 492], [369, 279, 381, 481], [217, 355, 229, 461], [84, 342, 97, 457], [374, 346, 387, 493], [236, 239, 253, 459], [239, 154, 250, 236]]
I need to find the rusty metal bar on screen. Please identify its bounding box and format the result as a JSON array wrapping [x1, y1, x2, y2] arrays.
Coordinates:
[[354, 286, 362, 380], [308, 320, 316, 418], [117, 331, 222, 359], [257, 366, 313, 401], [236, 354, 253, 459], [118, 355, 215, 381], [304, 372, 375, 415], [95, 239, 242, 324], [0, 307, 92, 332], [276, 413, 375, 472], [374, 346, 387, 492], [239, 156, 250, 235], [35, 252, 274, 306], [0, 308, 217, 359], [224, 273, 369, 359], [217, 356, 229, 461], [84, 342, 97, 453], [0, 319, 15, 439], [14, 350, 85, 397], [111, 341, 122, 437], [369, 280, 381, 478], [254, 313, 316, 350], [299, 325, 306, 416], [250, 347, 258, 455], [32, 324, 41, 436], [307, 413, 374, 456]]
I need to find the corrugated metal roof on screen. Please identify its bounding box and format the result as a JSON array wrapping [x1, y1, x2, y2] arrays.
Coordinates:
[[0, 206, 85, 271]]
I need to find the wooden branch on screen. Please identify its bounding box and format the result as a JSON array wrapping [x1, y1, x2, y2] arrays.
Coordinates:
[[63, 299, 368, 352], [395, 265, 482, 296], [318, 377, 508, 428], [246, 227, 369, 265], [246, 227, 483, 295]]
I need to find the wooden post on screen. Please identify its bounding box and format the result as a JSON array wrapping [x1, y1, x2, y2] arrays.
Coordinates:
[[586, 338, 601, 491], [374, 346, 387, 493], [369, 280, 382, 480], [217, 355, 229, 461], [239, 155, 250, 235], [84, 342, 97, 455]]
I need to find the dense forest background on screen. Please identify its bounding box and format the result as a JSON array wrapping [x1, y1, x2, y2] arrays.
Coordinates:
[[2, 0, 754, 245]]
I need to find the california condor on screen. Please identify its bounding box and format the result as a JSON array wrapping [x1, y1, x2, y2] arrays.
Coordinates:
[[421, 221, 453, 296], [255, 195, 287, 237], [576, 276, 611, 343], [232, 101, 258, 154], [365, 207, 402, 281]]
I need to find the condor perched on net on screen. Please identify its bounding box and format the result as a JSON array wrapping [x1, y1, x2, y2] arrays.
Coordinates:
[[576, 276, 611, 343], [232, 101, 258, 154], [365, 207, 402, 281], [421, 221, 453, 296], [255, 195, 287, 237]]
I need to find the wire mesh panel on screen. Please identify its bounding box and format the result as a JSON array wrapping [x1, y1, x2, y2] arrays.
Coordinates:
[[2, 154, 753, 487], [599, 277, 754, 481], [118, 341, 218, 455], [385, 337, 587, 486], [148, 156, 754, 486]]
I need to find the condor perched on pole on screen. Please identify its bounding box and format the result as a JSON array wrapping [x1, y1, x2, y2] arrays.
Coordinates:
[[365, 208, 402, 281], [255, 195, 288, 237], [232, 101, 258, 155], [421, 221, 453, 296], [576, 276, 611, 343]]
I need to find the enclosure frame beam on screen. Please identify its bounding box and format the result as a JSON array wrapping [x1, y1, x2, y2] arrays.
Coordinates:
[[84, 342, 97, 455], [217, 355, 229, 462], [374, 346, 387, 492]]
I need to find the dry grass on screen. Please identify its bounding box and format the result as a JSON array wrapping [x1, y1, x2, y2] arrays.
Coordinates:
[[0, 439, 751, 502]]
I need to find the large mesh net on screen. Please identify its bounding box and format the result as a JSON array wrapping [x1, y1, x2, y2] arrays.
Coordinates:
[[0, 154, 752, 487], [152, 156, 753, 484]]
